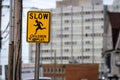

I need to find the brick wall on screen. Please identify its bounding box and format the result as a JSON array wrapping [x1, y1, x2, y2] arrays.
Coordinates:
[[43, 64, 99, 80], [65, 64, 99, 80]]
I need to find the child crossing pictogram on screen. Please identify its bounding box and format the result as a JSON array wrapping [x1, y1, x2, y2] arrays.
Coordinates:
[[34, 20, 46, 34]]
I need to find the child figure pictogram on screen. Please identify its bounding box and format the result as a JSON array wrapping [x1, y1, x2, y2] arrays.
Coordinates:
[[34, 20, 46, 34]]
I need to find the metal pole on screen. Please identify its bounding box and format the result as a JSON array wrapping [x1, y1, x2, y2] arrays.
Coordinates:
[[54, 50, 56, 80], [71, 7, 73, 63], [81, 6, 84, 63], [0, 0, 2, 79], [35, 43, 40, 80], [60, 7, 63, 64], [92, 4, 95, 64], [103, 5, 108, 52], [0, 0, 2, 51]]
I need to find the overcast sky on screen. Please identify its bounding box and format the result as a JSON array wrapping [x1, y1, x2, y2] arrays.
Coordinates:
[[104, 0, 114, 5]]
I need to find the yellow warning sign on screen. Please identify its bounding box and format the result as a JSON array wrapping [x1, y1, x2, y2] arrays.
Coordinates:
[[27, 11, 51, 43]]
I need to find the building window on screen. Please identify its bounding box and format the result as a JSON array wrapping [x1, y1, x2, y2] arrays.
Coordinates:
[[47, 68, 50, 72], [58, 68, 61, 73], [85, 18, 104, 22], [78, 56, 90, 59], [101, 25, 103, 29], [44, 68, 47, 73], [64, 49, 69, 52], [62, 68, 65, 73], [64, 41, 77, 45], [64, 13, 71, 16], [64, 42, 71, 45], [85, 41, 91, 44], [85, 48, 91, 52], [94, 33, 103, 37], [41, 49, 52, 53], [85, 26, 90, 29], [85, 11, 91, 15], [51, 68, 53, 73], [57, 34, 69, 38], [64, 20, 69, 23], [64, 27, 69, 31]]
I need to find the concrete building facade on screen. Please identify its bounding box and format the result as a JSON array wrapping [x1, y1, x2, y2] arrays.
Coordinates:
[[56, 0, 103, 7], [29, 0, 104, 66]]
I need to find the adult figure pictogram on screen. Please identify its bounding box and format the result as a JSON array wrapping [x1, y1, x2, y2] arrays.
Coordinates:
[[34, 20, 46, 34]]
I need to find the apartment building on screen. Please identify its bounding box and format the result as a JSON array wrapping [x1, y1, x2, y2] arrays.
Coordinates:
[[29, 0, 104, 65], [56, 0, 103, 7]]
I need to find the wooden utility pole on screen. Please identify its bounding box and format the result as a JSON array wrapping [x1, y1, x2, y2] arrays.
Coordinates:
[[8, 0, 14, 80], [8, 42, 14, 80], [8, 0, 23, 80], [14, 0, 22, 80]]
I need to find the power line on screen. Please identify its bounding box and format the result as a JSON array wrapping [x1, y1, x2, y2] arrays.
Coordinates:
[[2, 22, 9, 34], [2, 30, 9, 39]]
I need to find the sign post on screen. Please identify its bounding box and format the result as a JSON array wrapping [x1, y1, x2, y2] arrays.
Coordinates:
[[35, 43, 40, 80], [27, 11, 51, 80]]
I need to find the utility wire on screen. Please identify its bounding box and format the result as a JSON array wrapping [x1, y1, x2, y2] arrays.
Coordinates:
[[2, 30, 9, 39], [2, 37, 9, 45], [2, 22, 9, 34]]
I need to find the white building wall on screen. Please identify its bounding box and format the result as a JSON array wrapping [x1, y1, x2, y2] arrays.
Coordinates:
[[29, 5, 104, 65]]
